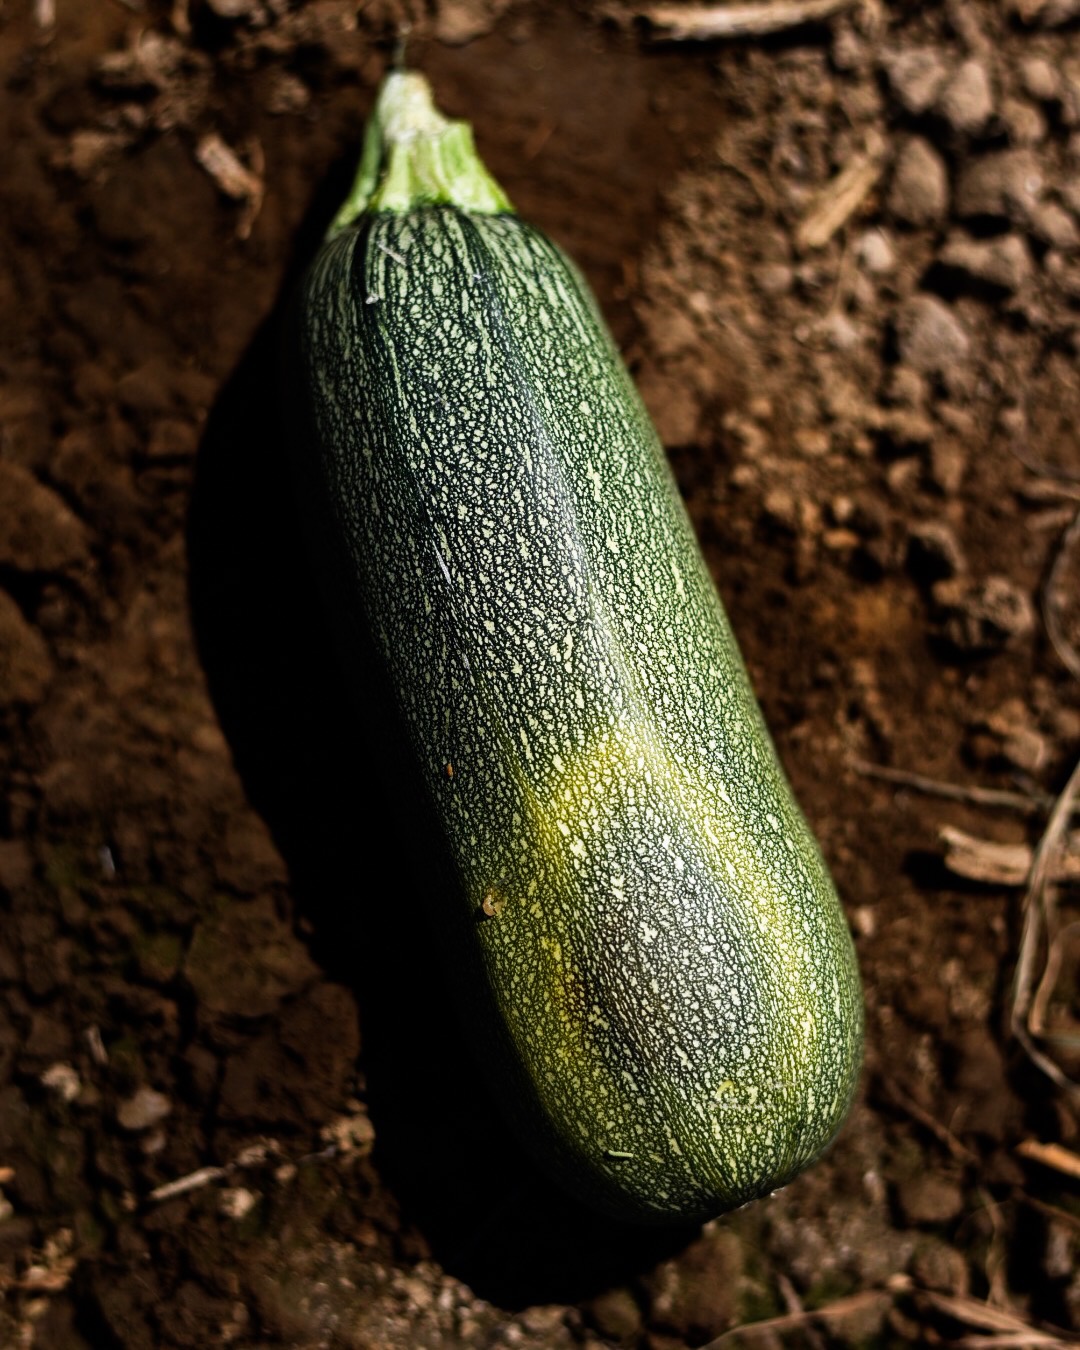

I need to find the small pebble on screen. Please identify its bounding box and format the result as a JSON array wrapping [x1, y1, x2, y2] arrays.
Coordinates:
[[730, 463, 757, 490], [888, 137, 949, 227], [219, 1187, 258, 1220], [591, 1285, 642, 1339], [882, 46, 950, 115], [1062, 65, 1080, 127], [794, 427, 831, 457], [141, 1128, 167, 1157], [878, 409, 935, 454], [1020, 54, 1059, 102], [821, 311, 861, 350], [954, 149, 1044, 224], [1029, 201, 1079, 251], [823, 527, 860, 552], [909, 1239, 971, 1295], [937, 59, 994, 134], [754, 262, 794, 296], [520, 1306, 569, 1336], [1061, 178, 1080, 217], [117, 1086, 172, 1132], [265, 71, 311, 116], [937, 232, 1032, 292], [928, 440, 967, 496], [884, 366, 928, 408], [831, 25, 865, 72], [830, 494, 855, 525], [40, 1062, 81, 1103], [762, 487, 798, 532], [998, 97, 1048, 147], [895, 295, 971, 375], [856, 227, 896, 274], [435, 0, 513, 44], [886, 458, 921, 494]]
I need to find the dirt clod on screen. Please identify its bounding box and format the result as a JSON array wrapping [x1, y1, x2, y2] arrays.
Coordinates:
[[907, 520, 967, 583], [0, 591, 53, 707], [585, 1287, 642, 1343], [933, 574, 1036, 652], [895, 1171, 966, 1226], [909, 1238, 971, 1295], [0, 462, 89, 575]]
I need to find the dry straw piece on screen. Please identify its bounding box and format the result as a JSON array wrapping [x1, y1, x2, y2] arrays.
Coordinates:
[[642, 0, 856, 39]]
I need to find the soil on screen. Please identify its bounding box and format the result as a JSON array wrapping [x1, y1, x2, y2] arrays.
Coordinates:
[[3, 0, 1080, 1346]]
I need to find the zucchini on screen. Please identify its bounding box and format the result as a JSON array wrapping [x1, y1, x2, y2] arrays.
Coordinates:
[[289, 70, 862, 1223]]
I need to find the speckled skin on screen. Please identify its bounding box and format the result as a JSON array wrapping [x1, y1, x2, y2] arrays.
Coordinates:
[[292, 204, 863, 1223]]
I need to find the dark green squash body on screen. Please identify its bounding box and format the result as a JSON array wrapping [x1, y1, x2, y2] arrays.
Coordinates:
[[290, 77, 862, 1223]]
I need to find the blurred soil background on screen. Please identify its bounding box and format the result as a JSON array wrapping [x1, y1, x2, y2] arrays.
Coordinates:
[[4, 0, 1080, 1345]]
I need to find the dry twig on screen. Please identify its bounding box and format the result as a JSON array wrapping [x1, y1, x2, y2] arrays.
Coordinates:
[[703, 1280, 1079, 1348], [194, 134, 265, 240], [796, 133, 886, 251], [148, 1165, 228, 1204], [1030, 919, 1080, 1044], [919, 1289, 1077, 1345], [1020, 478, 1080, 505], [1011, 753, 1080, 1098], [940, 826, 1035, 887], [881, 1077, 979, 1164], [642, 0, 856, 39], [940, 826, 1080, 888], [951, 1335, 1077, 1348], [1014, 1188, 1080, 1233], [147, 1112, 373, 1206], [776, 1273, 828, 1350], [1016, 1138, 1080, 1181], [701, 1285, 900, 1346], [977, 1188, 1011, 1310], [1042, 505, 1080, 683], [854, 760, 1051, 815]]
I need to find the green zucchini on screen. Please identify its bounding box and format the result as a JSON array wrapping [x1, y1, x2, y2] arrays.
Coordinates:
[[289, 70, 862, 1223]]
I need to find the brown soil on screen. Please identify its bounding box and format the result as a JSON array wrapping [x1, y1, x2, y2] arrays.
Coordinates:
[[3, 1, 1080, 1346]]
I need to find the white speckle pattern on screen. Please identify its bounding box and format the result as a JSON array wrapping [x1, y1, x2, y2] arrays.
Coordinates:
[[294, 206, 863, 1222]]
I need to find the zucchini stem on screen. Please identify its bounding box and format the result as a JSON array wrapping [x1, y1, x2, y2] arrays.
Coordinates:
[[329, 71, 513, 236]]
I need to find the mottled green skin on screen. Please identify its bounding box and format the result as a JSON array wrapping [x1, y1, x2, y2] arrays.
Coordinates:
[[293, 205, 863, 1222]]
